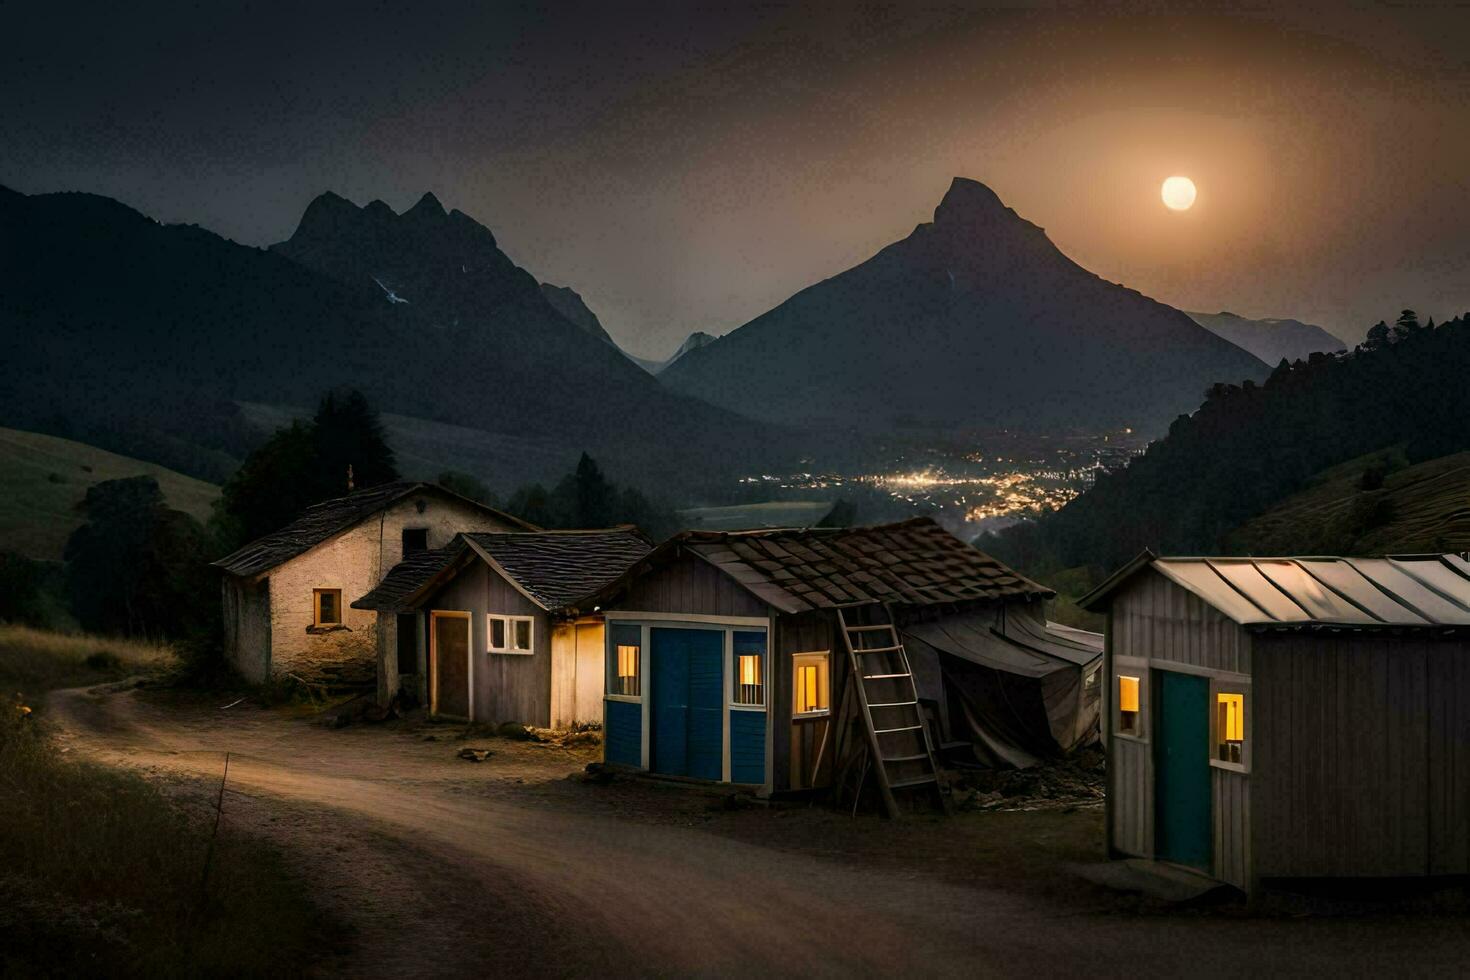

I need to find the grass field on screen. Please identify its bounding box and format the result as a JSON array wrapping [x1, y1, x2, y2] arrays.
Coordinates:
[[0, 626, 330, 976], [1227, 448, 1470, 556], [0, 426, 221, 561]]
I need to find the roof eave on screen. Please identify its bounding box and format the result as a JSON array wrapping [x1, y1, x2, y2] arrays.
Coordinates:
[[1077, 548, 1158, 612]]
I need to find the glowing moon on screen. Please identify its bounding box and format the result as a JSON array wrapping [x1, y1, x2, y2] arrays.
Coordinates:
[[1161, 175, 1197, 211]]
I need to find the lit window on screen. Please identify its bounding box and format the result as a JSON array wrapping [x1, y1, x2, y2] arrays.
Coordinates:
[[1118, 675, 1140, 735], [732, 631, 766, 707], [488, 615, 534, 654], [313, 589, 342, 627], [1217, 692, 1245, 764], [793, 652, 830, 716], [614, 644, 640, 697]]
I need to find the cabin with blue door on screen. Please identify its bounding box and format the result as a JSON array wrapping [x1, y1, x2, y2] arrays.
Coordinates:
[[584, 518, 1064, 798], [1083, 550, 1470, 896]]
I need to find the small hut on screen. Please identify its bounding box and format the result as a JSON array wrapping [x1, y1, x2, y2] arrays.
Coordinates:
[[352, 527, 651, 726], [1081, 551, 1470, 894], [577, 518, 1097, 811]]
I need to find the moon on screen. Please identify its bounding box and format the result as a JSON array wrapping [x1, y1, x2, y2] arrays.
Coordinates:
[[1161, 175, 1197, 211]]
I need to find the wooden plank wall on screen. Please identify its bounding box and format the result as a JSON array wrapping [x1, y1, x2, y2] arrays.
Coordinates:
[[616, 555, 769, 618], [1251, 633, 1468, 878], [1212, 768, 1251, 889], [1112, 569, 1250, 673], [775, 611, 836, 793], [1110, 737, 1153, 856]]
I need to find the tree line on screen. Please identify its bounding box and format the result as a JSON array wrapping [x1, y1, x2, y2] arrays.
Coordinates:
[[984, 310, 1470, 581]]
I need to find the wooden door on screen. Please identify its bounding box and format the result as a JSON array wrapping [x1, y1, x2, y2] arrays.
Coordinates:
[[431, 611, 472, 719]]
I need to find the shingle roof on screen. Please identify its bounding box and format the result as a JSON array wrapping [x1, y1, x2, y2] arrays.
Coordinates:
[[592, 517, 1052, 615], [350, 547, 459, 612], [212, 481, 534, 578], [463, 528, 653, 609], [1081, 551, 1470, 629]]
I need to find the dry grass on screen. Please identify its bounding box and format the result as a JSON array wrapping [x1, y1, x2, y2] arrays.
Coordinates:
[[0, 627, 334, 976], [0, 624, 175, 697]]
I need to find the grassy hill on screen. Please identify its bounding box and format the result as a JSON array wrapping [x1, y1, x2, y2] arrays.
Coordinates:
[[1225, 448, 1470, 556], [0, 427, 220, 560]]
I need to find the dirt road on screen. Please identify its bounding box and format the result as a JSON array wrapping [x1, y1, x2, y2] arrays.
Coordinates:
[[50, 685, 1470, 977]]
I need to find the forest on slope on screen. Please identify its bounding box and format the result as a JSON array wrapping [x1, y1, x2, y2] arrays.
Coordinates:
[[984, 310, 1470, 582]]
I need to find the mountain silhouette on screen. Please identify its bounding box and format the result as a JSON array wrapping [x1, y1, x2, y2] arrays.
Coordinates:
[[661, 178, 1268, 432]]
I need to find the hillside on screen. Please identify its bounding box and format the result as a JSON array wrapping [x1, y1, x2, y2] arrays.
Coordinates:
[[0, 427, 219, 560], [0, 186, 794, 495], [661, 177, 1267, 433], [1187, 311, 1346, 365], [984, 313, 1470, 580], [1224, 448, 1470, 556]]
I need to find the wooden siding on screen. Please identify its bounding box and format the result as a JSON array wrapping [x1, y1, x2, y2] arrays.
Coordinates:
[[730, 710, 766, 784], [775, 611, 837, 792], [1212, 767, 1250, 889], [1112, 569, 1251, 673], [1253, 634, 1470, 879], [1110, 737, 1153, 857], [605, 699, 642, 766], [617, 555, 769, 618], [423, 560, 553, 727]]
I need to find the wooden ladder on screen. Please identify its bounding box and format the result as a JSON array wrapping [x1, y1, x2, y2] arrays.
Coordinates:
[[837, 604, 947, 818]]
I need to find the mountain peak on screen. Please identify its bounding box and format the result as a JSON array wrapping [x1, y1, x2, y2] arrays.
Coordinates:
[[932, 177, 1017, 228], [405, 191, 445, 219]]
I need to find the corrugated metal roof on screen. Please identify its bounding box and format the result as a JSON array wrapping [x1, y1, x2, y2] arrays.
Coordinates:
[[1147, 555, 1470, 628]]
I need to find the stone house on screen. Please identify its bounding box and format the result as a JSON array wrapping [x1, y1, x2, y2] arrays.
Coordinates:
[[212, 481, 532, 688]]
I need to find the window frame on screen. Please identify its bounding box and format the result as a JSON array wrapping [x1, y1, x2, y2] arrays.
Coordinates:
[[1209, 678, 1251, 773], [730, 632, 766, 710], [313, 588, 343, 627], [791, 650, 832, 719], [606, 624, 643, 703], [487, 614, 535, 655], [1112, 659, 1148, 743]]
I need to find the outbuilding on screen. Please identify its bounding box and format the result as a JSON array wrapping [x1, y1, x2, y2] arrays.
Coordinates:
[[577, 518, 1086, 808], [352, 527, 652, 727], [1081, 551, 1470, 894], [212, 481, 532, 690]]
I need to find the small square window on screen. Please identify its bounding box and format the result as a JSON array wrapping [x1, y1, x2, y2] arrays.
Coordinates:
[[402, 528, 429, 556], [512, 618, 532, 652], [1117, 675, 1141, 735], [1217, 692, 1245, 765], [489, 617, 506, 650], [313, 589, 342, 627], [793, 652, 830, 716]]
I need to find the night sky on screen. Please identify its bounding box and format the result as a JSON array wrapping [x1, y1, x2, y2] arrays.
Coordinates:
[[5, 2, 1468, 357]]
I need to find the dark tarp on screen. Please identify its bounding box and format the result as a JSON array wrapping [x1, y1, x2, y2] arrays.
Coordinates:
[[902, 604, 1102, 769]]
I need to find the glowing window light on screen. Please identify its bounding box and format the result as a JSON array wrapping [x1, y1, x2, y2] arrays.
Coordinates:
[[1217, 692, 1245, 764], [1118, 675, 1141, 735], [793, 652, 830, 715], [615, 644, 639, 697], [735, 653, 763, 706]]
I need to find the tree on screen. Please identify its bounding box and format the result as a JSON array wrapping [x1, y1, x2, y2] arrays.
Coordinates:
[[65, 477, 212, 639], [504, 452, 677, 538], [1393, 309, 1421, 341], [1362, 321, 1392, 351], [215, 389, 399, 547]]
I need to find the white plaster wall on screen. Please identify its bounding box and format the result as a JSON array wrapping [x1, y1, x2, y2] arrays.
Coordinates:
[[262, 491, 519, 685]]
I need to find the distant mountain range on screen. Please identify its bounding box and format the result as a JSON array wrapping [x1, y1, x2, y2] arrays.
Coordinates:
[[1187, 310, 1346, 365], [623, 331, 718, 375], [538, 284, 718, 376], [0, 185, 789, 492], [660, 178, 1269, 432]]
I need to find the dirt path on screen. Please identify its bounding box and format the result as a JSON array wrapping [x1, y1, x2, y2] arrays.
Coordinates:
[[50, 685, 1470, 978]]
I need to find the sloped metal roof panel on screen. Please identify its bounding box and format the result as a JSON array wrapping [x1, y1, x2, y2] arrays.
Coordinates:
[[1151, 561, 1273, 624], [1253, 560, 1380, 624], [1207, 561, 1314, 622], [1349, 558, 1470, 626], [1295, 560, 1429, 625]]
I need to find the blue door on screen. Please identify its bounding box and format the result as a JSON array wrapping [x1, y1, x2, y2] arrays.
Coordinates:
[[651, 628, 724, 780], [1155, 671, 1212, 869]]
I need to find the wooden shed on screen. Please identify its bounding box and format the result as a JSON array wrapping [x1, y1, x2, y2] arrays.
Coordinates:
[[577, 518, 1067, 811], [352, 527, 651, 726], [1081, 551, 1470, 894]]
